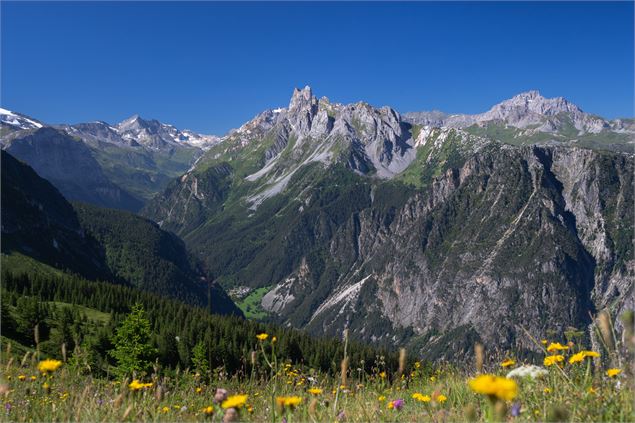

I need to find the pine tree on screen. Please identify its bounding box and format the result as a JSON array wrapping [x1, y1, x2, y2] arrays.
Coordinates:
[[109, 304, 156, 378], [191, 341, 209, 379]]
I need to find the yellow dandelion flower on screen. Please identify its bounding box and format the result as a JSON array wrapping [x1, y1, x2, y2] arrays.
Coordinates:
[[544, 355, 564, 367], [276, 396, 302, 408], [379, 371, 386, 379], [501, 358, 516, 368], [569, 351, 600, 364], [541, 339, 548, 345], [378, 395, 386, 402], [412, 392, 431, 402], [569, 351, 585, 364], [607, 368, 622, 378], [222, 394, 248, 409], [247, 405, 254, 413], [161, 406, 170, 414], [18, 375, 26, 381], [38, 359, 62, 373], [196, 387, 203, 394], [436, 394, 447, 403], [202, 405, 214, 415], [546, 342, 569, 353], [128, 379, 153, 391], [543, 387, 552, 394], [587, 386, 597, 395], [468, 374, 517, 401], [414, 361, 421, 369], [30, 376, 37, 381], [307, 388, 323, 395], [256, 333, 269, 341]]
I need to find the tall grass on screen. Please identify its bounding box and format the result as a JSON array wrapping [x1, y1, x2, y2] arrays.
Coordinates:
[[0, 314, 633, 422]]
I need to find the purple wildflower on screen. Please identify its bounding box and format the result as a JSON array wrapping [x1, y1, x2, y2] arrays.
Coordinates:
[[391, 399, 404, 410], [511, 401, 521, 417]]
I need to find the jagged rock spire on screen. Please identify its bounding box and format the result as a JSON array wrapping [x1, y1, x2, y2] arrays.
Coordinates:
[[288, 85, 319, 134]]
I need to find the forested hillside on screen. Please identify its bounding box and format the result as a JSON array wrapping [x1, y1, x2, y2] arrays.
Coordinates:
[[1, 150, 239, 313]]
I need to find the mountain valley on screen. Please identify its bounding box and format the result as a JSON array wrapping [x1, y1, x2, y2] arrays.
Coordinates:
[[2, 87, 633, 358]]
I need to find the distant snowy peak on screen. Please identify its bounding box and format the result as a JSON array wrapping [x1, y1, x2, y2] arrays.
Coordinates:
[[0, 108, 43, 130], [115, 114, 220, 150]]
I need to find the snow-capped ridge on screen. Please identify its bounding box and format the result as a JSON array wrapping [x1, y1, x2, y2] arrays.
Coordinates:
[[0, 107, 43, 130]]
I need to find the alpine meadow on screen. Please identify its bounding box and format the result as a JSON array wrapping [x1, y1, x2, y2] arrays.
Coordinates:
[[1, 2, 634, 422]]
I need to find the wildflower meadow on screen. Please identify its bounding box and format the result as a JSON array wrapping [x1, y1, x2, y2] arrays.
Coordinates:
[[0, 309, 633, 422]]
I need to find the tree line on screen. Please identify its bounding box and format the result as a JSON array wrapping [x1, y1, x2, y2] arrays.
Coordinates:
[[1, 270, 401, 378]]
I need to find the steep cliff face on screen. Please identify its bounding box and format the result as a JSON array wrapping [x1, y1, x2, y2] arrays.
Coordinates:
[[143, 87, 633, 356], [289, 145, 632, 358], [3, 127, 144, 211]]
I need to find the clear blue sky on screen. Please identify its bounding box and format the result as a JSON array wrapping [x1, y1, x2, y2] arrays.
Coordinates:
[[2, 1, 633, 134]]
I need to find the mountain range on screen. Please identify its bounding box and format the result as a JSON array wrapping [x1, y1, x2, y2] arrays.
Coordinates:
[[1, 111, 220, 211], [2, 87, 633, 358]]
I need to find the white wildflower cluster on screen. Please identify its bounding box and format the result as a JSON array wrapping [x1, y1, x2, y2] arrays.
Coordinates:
[[506, 365, 548, 379]]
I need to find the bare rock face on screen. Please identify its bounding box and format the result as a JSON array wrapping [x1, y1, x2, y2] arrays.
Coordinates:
[[288, 86, 319, 134], [292, 145, 632, 358], [143, 87, 633, 359]]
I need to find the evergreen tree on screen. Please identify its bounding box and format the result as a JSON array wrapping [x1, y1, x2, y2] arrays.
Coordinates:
[[109, 304, 156, 378], [191, 341, 209, 378]]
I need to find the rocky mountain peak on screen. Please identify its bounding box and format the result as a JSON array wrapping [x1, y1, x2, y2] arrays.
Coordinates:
[[289, 85, 314, 106], [287, 85, 319, 134], [489, 90, 582, 118], [513, 90, 542, 100]]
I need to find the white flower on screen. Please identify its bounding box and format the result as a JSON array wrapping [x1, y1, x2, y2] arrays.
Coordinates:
[[506, 365, 548, 379]]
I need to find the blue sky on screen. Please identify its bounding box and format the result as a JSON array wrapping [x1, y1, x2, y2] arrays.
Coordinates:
[[2, 1, 633, 134]]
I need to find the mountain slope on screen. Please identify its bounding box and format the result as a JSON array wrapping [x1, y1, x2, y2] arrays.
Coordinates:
[[1, 150, 109, 280], [2, 127, 144, 211], [1, 151, 241, 315], [143, 87, 634, 356]]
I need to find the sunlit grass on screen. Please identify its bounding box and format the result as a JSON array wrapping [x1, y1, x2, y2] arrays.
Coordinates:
[[1, 331, 632, 422]]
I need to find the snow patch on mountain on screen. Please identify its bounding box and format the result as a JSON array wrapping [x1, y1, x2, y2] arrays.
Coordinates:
[[0, 108, 43, 130]]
